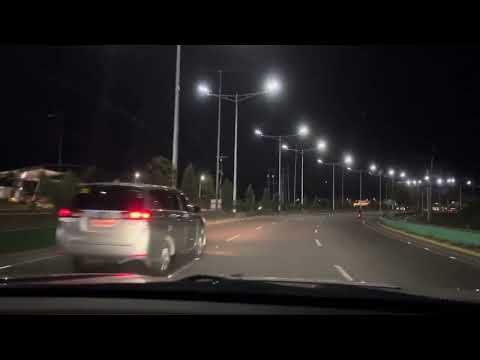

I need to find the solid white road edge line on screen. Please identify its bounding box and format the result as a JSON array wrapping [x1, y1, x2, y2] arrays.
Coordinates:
[[334, 265, 354, 282], [226, 234, 240, 242], [0, 255, 62, 270]]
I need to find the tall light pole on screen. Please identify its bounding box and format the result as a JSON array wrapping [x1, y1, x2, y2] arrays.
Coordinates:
[[317, 153, 352, 213], [369, 163, 382, 213], [388, 168, 395, 209], [283, 137, 326, 208], [343, 154, 353, 206], [215, 71, 222, 210], [198, 75, 281, 213], [255, 124, 307, 212], [171, 45, 181, 188], [198, 174, 206, 200], [293, 146, 297, 205], [318, 159, 336, 212]]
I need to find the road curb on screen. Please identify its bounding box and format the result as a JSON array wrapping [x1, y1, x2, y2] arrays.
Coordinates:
[[378, 222, 480, 258]]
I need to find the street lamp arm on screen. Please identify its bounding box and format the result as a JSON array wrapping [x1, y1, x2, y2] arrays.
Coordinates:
[[237, 91, 268, 101], [207, 93, 236, 102]]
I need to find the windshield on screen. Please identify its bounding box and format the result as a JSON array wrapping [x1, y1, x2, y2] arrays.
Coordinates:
[[1, 45, 480, 303]]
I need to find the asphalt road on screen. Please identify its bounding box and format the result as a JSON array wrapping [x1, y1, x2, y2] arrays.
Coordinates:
[[2, 212, 480, 292]]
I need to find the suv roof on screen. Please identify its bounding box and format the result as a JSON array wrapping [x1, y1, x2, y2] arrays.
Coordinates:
[[80, 182, 173, 191], [78, 182, 188, 198]]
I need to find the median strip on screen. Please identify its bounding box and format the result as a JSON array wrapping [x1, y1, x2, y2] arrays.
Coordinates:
[[377, 222, 480, 258]]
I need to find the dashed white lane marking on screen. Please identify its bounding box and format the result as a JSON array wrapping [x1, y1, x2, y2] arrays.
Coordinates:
[[424, 247, 430, 251], [215, 245, 220, 249], [334, 265, 354, 282], [0, 255, 62, 271], [314, 229, 319, 233], [272, 222, 277, 225], [226, 234, 240, 242], [407, 241, 412, 244], [314, 239, 322, 247], [449, 256, 457, 260], [255, 226, 263, 231]]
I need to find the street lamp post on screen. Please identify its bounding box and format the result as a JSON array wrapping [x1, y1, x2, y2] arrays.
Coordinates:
[[293, 147, 297, 205], [369, 164, 382, 213], [198, 76, 281, 213], [255, 125, 307, 212], [171, 45, 181, 188], [317, 159, 336, 212], [317, 153, 352, 213], [198, 174, 206, 200], [215, 71, 222, 210], [282, 138, 327, 208]]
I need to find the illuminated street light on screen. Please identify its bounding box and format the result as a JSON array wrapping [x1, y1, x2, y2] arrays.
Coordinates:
[[418, 180, 422, 185], [400, 171, 406, 178], [198, 174, 206, 199], [317, 139, 327, 151], [264, 76, 281, 94], [369, 164, 377, 172], [197, 83, 211, 95], [388, 169, 395, 177], [424, 175, 430, 181], [281, 144, 289, 150], [317, 159, 324, 164], [437, 178, 443, 185], [134, 171, 140, 184], [254, 128, 263, 136], [412, 180, 417, 185], [297, 125, 309, 137], [467, 180, 472, 186], [347, 167, 352, 171], [406, 180, 411, 186], [344, 154, 353, 166]]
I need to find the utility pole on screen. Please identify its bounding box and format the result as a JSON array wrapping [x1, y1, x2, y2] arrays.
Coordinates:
[[286, 165, 290, 204], [341, 166, 344, 208], [293, 146, 297, 206], [427, 156, 434, 223], [359, 170, 362, 200], [215, 71, 222, 210], [171, 45, 181, 188], [379, 173, 382, 213]]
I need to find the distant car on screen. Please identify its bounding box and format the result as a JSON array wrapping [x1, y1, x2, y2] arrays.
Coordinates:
[[56, 183, 206, 274], [447, 207, 458, 214]]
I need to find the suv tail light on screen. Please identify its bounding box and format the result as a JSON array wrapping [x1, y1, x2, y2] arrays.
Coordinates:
[[58, 208, 82, 218], [123, 210, 152, 220]]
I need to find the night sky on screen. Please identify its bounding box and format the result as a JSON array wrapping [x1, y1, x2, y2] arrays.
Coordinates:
[[1, 45, 479, 199]]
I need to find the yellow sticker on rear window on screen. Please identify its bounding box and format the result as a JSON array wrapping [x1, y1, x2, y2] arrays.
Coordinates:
[[79, 187, 90, 194]]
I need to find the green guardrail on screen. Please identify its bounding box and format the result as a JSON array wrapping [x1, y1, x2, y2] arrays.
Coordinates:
[[380, 217, 480, 247]]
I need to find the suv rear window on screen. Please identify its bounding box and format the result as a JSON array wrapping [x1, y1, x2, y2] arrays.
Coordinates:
[[73, 185, 145, 210]]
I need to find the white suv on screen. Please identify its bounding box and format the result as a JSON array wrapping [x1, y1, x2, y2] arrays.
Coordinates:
[[56, 183, 206, 274]]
